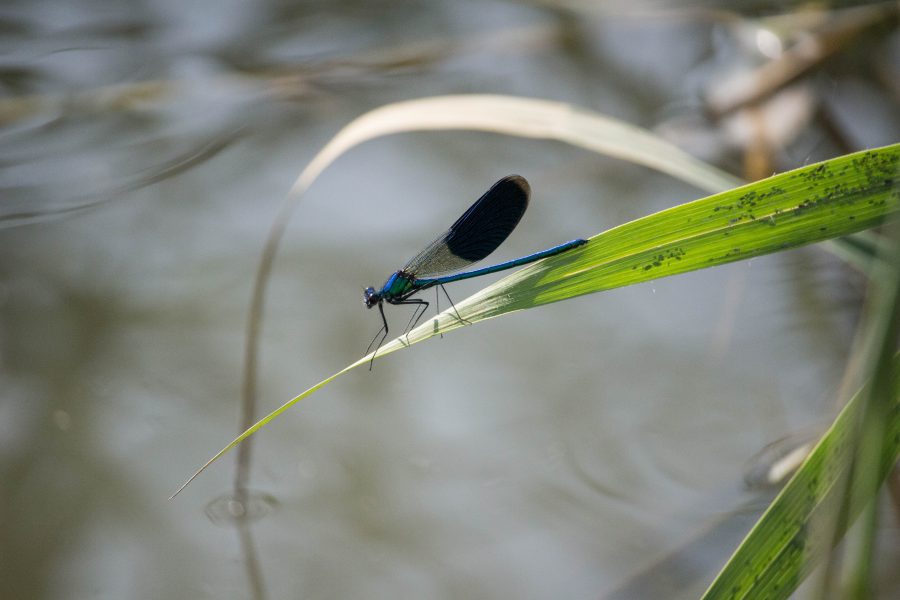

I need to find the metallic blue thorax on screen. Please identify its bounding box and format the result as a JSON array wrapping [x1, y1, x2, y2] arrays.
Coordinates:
[[379, 271, 420, 303]]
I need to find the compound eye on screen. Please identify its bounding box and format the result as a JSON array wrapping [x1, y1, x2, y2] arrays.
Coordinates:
[[363, 287, 378, 307]]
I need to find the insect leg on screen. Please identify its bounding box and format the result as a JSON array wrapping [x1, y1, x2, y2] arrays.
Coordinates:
[[434, 287, 443, 339], [366, 302, 389, 370], [438, 283, 470, 326], [395, 298, 430, 343]]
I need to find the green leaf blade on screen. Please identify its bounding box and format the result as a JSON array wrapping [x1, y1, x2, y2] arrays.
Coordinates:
[[701, 353, 900, 600], [417, 145, 900, 331]]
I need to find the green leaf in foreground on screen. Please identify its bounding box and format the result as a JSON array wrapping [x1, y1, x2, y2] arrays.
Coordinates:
[[172, 144, 900, 498], [701, 355, 900, 599]]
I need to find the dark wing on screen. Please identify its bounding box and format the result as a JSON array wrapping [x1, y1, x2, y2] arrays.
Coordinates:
[[403, 175, 530, 278]]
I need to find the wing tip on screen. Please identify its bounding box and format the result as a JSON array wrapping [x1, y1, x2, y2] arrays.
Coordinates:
[[497, 174, 531, 199]]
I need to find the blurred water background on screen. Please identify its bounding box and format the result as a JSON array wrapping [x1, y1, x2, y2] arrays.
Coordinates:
[[1, 1, 899, 598]]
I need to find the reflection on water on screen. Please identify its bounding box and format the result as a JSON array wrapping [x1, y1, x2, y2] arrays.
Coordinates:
[[1, 1, 898, 599], [205, 491, 277, 526]]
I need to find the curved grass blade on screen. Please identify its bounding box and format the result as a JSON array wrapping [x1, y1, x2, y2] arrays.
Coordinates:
[[290, 94, 741, 197], [172, 144, 899, 497], [221, 94, 743, 503], [228, 94, 740, 492]]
